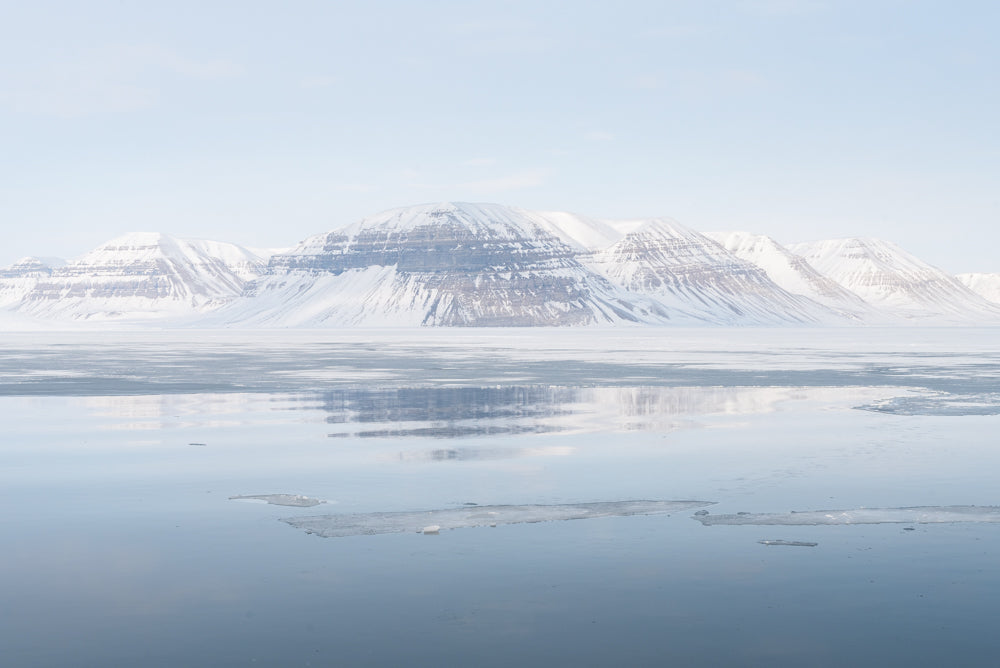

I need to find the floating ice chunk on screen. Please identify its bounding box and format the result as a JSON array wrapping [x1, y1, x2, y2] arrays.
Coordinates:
[[696, 505, 1000, 526], [857, 393, 1000, 416], [422, 525, 441, 534], [758, 540, 818, 547], [284, 500, 714, 538], [230, 494, 325, 507]]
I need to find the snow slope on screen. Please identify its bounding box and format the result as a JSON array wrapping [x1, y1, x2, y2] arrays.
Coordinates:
[[0, 257, 61, 308], [4, 203, 1000, 328], [14, 233, 265, 321], [707, 231, 876, 321], [588, 219, 841, 325], [219, 202, 673, 327], [956, 273, 1000, 304], [789, 238, 1000, 322]]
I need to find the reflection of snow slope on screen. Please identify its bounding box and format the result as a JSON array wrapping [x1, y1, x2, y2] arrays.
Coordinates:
[[318, 385, 879, 439]]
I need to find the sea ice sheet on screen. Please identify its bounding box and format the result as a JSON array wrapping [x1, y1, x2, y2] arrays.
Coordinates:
[[284, 500, 713, 538], [696, 506, 1000, 526]]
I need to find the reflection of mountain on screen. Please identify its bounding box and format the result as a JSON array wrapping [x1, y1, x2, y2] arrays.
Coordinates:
[[75, 384, 872, 439], [321, 386, 575, 438], [389, 445, 576, 462], [79, 392, 303, 431], [321, 386, 576, 424], [318, 385, 824, 439]]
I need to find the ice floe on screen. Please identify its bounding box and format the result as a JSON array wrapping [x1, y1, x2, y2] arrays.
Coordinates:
[[284, 500, 713, 538], [230, 494, 325, 507], [857, 393, 1000, 416], [758, 540, 818, 547], [695, 506, 1000, 526]]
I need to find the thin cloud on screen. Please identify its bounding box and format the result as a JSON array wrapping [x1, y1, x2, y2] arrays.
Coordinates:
[[740, 0, 828, 16], [410, 169, 548, 193], [460, 170, 547, 192], [643, 25, 704, 38], [0, 44, 243, 117], [334, 183, 375, 193], [626, 74, 663, 90], [299, 75, 339, 89], [445, 19, 551, 54], [585, 131, 615, 142], [627, 68, 769, 98]]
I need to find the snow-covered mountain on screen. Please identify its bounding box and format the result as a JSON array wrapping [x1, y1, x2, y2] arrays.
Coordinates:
[[789, 238, 1000, 322], [217, 202, 671, 327], [0, 257, 61, 308], [3, 204, 999, 328], [9, 233, 265, 321], [587, 219, 841, 324], [707, 231, 876, 321], [956, 273, 1000, 304]]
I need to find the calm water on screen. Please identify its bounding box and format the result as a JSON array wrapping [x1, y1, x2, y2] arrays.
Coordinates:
[[2, 329, 999, 667]]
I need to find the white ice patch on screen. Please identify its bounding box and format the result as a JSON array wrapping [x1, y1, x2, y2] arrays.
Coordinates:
[[758, 540, 818, 547], [230, 494, 325, 507], [284, 500, 714, 538], [696, 506, 1000, 526]]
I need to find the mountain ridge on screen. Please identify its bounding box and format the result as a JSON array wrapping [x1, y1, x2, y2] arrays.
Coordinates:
[[2, 202, 997, 327]]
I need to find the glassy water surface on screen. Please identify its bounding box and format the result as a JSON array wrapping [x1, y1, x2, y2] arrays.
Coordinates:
[[2, 329, 999, 666]]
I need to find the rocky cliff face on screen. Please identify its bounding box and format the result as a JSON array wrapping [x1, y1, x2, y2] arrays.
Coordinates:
[[229, 203, 852, 328], [228, 202, 666, 327]]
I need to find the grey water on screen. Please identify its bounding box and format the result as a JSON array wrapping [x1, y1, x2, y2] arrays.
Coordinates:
[[2, 328, 1000, 667]]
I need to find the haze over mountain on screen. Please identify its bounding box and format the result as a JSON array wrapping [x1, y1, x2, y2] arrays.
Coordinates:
[[1, 203, 997, 328]]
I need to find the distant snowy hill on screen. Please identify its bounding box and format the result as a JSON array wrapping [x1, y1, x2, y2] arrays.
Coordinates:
[[3, 204, 999, 328], [588, 220, 840, 325], [0, 257, 60, 308], [789, 238, 1000, 322], [956, 273, 1000, 304], [8, 233, 264, 321], [707, 232, 876, 321]]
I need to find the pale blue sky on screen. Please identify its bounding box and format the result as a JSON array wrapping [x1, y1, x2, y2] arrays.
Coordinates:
[[2, 0, 998, 272]]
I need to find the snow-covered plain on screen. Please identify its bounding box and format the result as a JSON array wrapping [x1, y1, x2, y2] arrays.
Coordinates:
[[3, 327, 1000, 666]]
